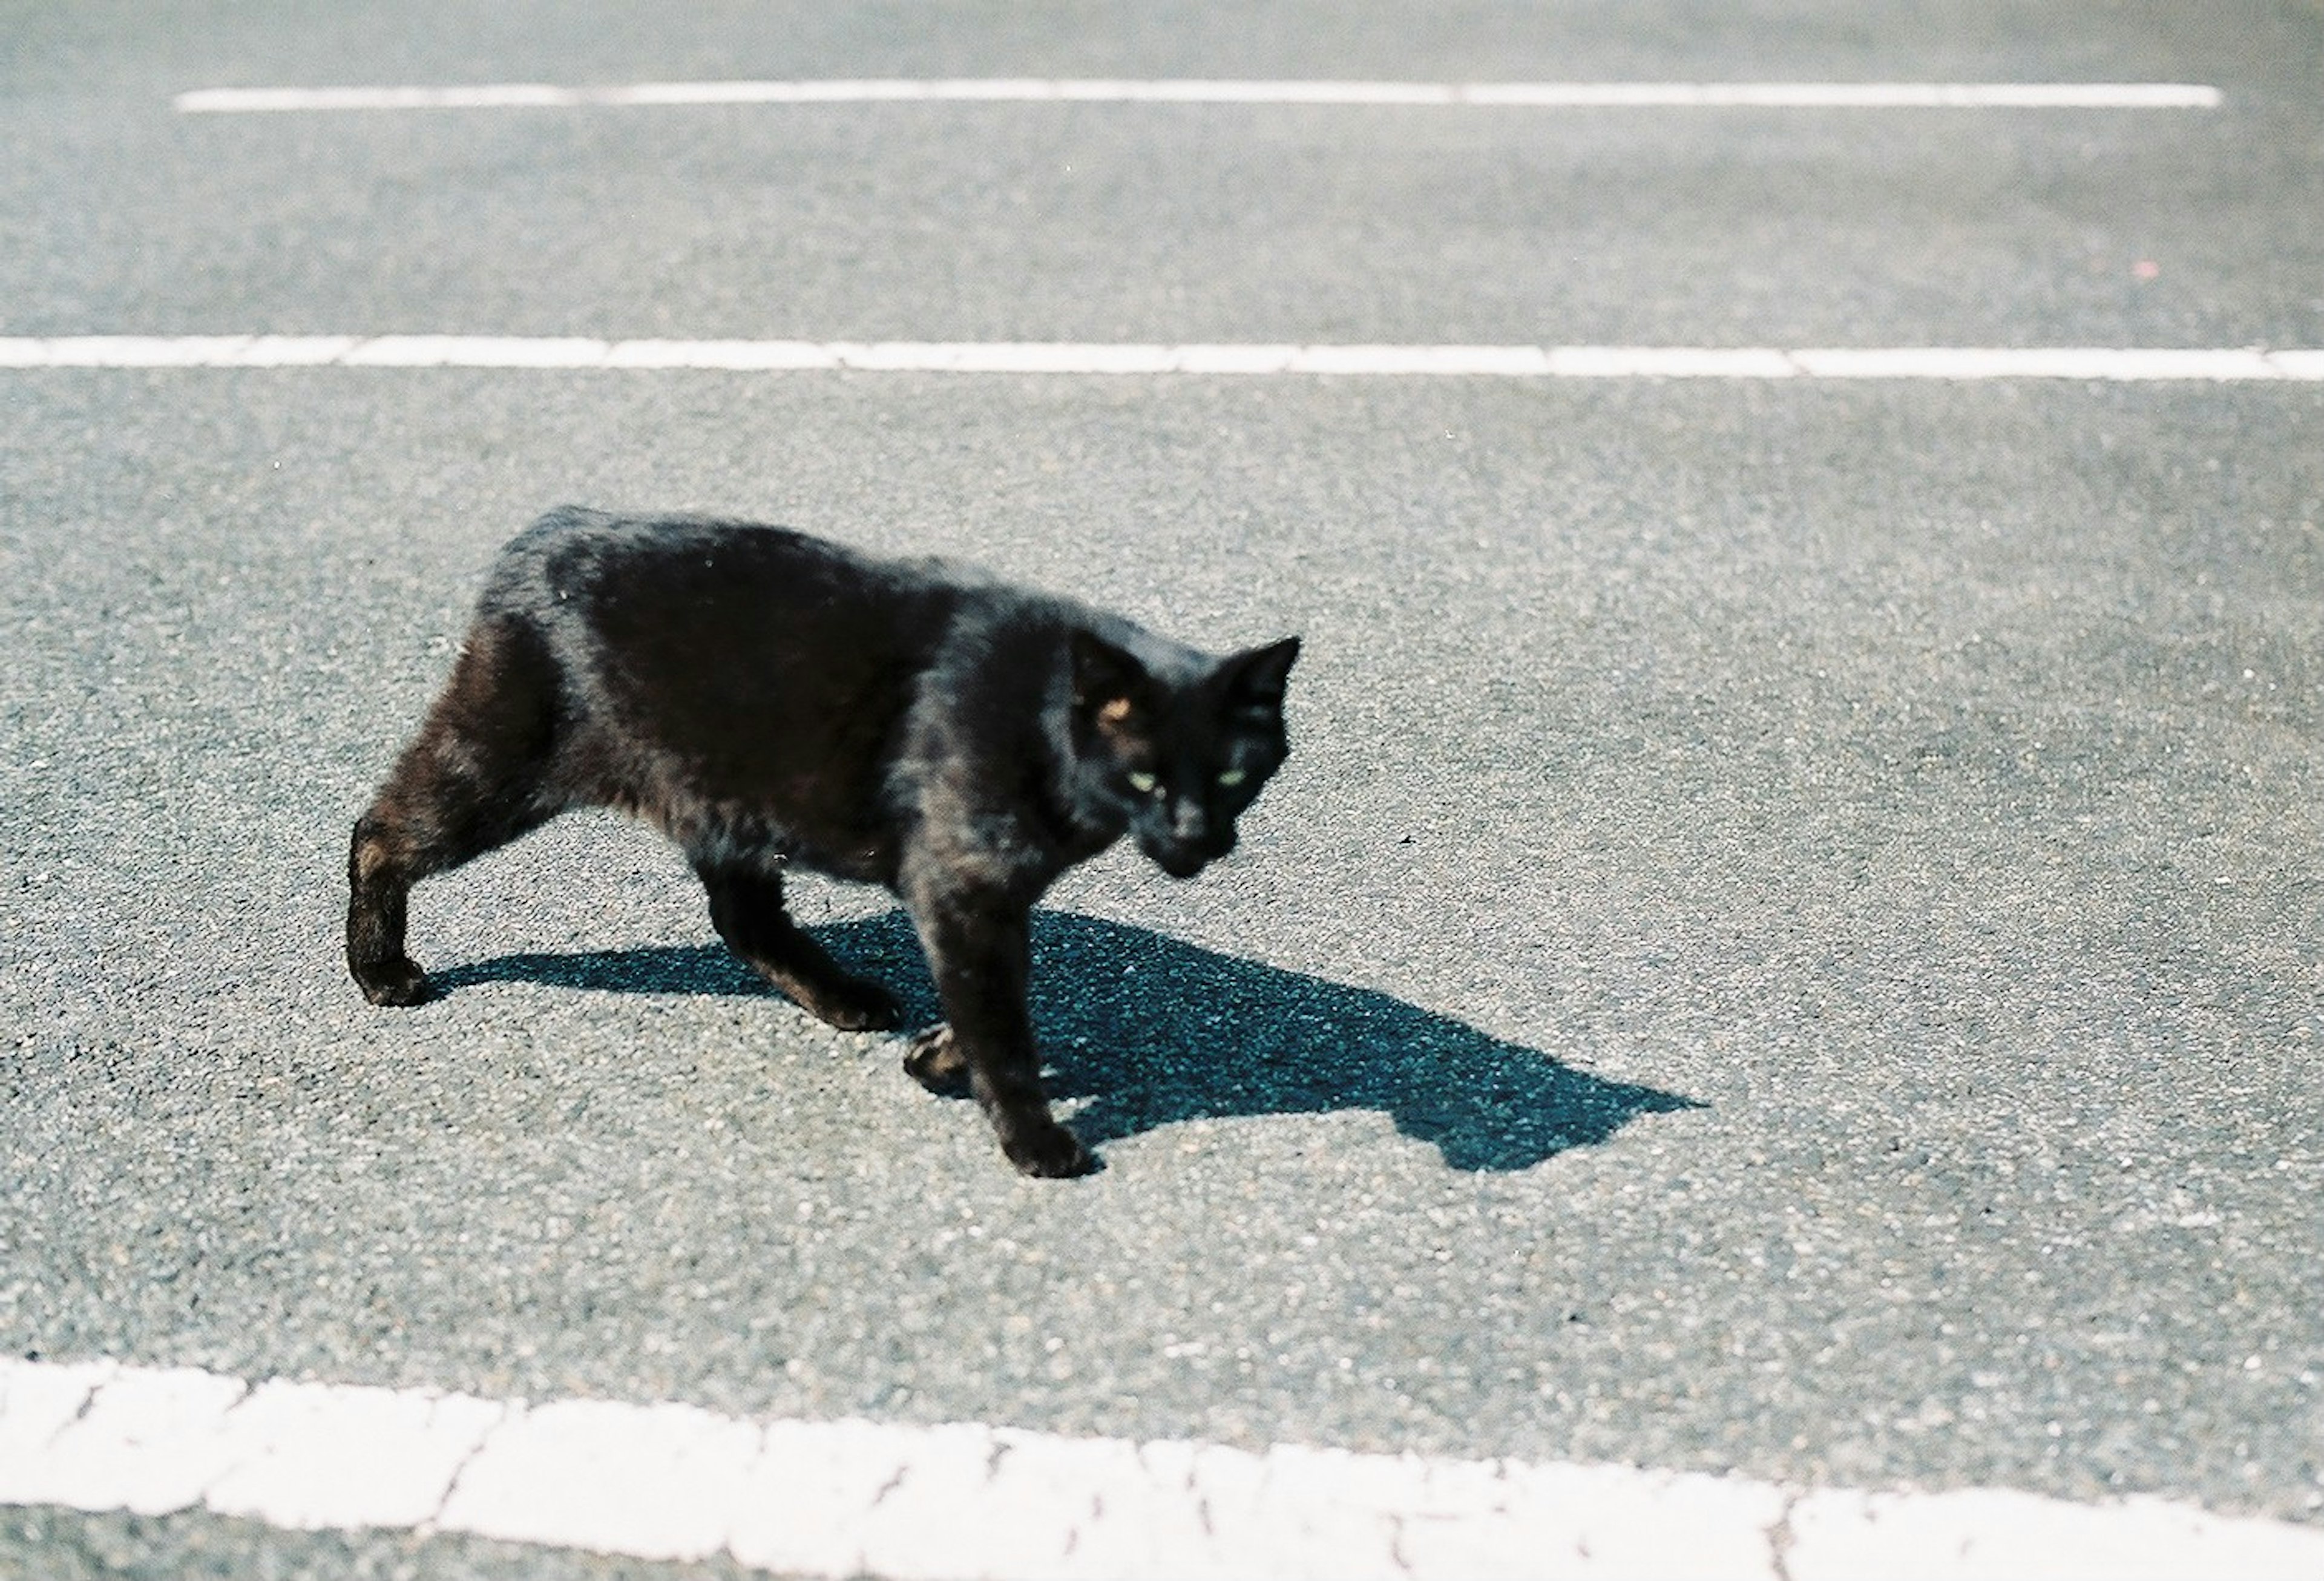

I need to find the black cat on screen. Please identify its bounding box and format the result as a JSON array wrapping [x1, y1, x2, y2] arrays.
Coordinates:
[[346, 507, 1299, 1177]]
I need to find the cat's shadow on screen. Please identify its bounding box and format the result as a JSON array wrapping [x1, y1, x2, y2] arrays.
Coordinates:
[[434, 911, 1700, 1171]]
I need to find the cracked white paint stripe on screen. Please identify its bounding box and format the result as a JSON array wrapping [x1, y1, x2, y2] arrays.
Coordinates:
[[1784, 1485, 2324, 1581], [6, 1363, 251, 1517], [4, 1361, 2322, 1578], [202, 1380, 508, 1531], [1, 337, 2321, 381], [441, 1397, 766, 1560], [170, 80, 2225, 114]]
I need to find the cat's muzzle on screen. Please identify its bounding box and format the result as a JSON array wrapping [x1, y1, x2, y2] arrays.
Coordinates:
[[1140, 828, 1236, 879]]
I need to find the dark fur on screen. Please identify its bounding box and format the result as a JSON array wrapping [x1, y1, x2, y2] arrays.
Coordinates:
[[346, 507, 1299, 1177]]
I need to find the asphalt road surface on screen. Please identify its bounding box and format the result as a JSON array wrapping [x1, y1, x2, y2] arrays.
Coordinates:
[[3, 2, 2321, 1576]]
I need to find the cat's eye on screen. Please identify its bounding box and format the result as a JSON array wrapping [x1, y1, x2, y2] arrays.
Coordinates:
[[1216, 768, 1247, 787], [1126, 770, 1159, 794]]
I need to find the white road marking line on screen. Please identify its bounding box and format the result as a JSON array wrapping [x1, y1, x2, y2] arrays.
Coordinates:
[[0, 336, 2318, 381], [4, 1358, 2321, 1580], [336, 334, 614, 368], [171, 80, 2225, 114], [1789, 346, 2287, 381], [1785, 1487, 2324, 1581]]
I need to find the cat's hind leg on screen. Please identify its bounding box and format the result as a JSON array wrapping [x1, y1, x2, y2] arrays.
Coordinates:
[[694, 859, 901, 1031], [347, 616, 562, 1006]]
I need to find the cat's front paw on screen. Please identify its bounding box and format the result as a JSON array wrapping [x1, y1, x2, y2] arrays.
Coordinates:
[[1002, 1120, 1098, 1179], [353, 956, 430, 1007], [904, 1024, 969, 1093]]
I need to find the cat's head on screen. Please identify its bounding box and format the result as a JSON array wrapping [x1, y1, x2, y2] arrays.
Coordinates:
[[1069, 630, 1301, 879]]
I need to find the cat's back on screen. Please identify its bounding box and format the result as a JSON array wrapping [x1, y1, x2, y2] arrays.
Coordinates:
[[482, 507, 993, 667], [474, 509, 999, 826], [485, 505, 954, 617]]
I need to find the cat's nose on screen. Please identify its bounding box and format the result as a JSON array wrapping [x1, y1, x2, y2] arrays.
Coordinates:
[[1171, 802, 1236, 861]]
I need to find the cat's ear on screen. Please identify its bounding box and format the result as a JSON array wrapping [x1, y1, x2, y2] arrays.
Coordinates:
[[1221, 636, 1301, 707], [1069, 630, 1153, 725]]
